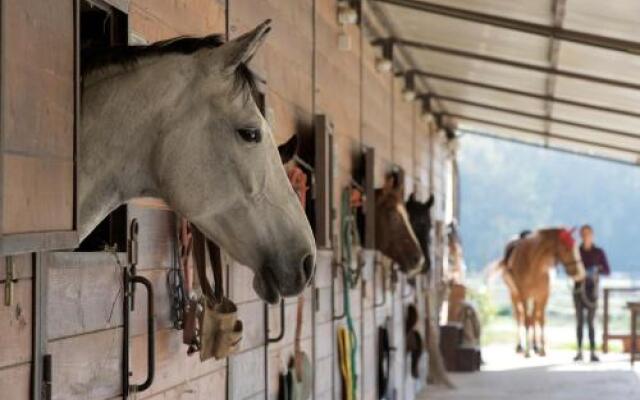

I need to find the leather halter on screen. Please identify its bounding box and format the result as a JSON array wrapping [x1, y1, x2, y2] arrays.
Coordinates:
[[191, 226, 224, 305]]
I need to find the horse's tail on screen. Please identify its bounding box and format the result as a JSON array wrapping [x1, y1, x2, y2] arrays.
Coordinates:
[[484, 259, 506, 285], [485, 258, 520, 297]]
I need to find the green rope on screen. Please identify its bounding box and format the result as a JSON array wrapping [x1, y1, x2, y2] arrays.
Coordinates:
[[341, 187, 360, 398]]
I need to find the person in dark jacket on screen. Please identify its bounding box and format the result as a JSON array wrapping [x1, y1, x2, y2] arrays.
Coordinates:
[[574, 224, 610, 362]]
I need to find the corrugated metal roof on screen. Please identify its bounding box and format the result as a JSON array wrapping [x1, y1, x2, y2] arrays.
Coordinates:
[[369, 0, 640, 165]]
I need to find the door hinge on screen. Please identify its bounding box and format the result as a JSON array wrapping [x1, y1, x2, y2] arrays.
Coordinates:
[[42, 354, 52, 400]]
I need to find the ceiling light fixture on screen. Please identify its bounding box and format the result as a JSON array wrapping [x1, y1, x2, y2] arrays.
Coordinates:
[[375, 39, 393, 73], [420, 96, 433, 122], [402, 72, 416, 102], [337, 1, 358, 25]]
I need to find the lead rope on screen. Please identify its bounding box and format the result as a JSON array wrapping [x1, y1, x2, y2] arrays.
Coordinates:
[[574, 268, 600, 310], [294, 294, 304, 380], [341, 187, 359, 400], [288, 161, 310, 398]]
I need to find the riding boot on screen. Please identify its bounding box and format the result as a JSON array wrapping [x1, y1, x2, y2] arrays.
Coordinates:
[[590, 346, 600, 362], [573, 351, 583, 361]]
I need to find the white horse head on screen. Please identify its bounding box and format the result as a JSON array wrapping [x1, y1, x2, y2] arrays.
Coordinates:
[[80, 20, 315, 303]]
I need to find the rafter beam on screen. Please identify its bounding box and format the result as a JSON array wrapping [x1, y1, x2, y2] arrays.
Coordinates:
[[543, 0, 567, 143], [430, 94, 640, 139], [459, 128, 639, 167], [373, 0, 640, 54], [413, 70, 640, 120], [442, 113, 640, 155], [392, 38, 640, 91]]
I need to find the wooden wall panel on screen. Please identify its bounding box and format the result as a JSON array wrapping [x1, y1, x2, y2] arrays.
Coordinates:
[[229, 0, 313, 145], [142, 368, 226, 400], [130, 0, 225, 40], [49, 328, 122, 400], [362, 41, 393, 187], [45, 252, 123, 340], [0, 363, 31, 400], [315, 8, 361, 142], [230, 346, 266, 400], [2, 0, 74, 155], [2, 156, 73, 235], [0, 279, 32, 369], [0, 254, 32, 399], [393, 77, 416, 195], [128, 205, 174, 271], [0, 254, 32, 280], [1, 0, 75, 235], [130, 328, 227, 399], [44, 251, 175, 340]]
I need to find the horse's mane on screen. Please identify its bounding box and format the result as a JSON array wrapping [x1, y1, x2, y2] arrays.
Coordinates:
[[82, 34, 257, 98], [506, 227, 561, 266], [536, 227, 563, 235]]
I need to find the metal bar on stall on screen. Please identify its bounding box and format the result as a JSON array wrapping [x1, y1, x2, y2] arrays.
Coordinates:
[[266, 299, 286, 343], [373, 259, 387, 309]]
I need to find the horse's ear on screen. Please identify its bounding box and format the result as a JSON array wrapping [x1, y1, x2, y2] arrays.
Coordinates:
[[426, 193, 435, 208], [383, 172, 403, 196], [278, 134, 298, 164], [216, 20, 271, 73]]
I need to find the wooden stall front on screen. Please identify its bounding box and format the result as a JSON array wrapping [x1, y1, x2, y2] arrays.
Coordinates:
[[0, 0, 454, 399]]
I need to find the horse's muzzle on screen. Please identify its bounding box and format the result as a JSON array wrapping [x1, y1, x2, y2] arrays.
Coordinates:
[[254, 251, 316, 304], [302, 253, 316, 283]]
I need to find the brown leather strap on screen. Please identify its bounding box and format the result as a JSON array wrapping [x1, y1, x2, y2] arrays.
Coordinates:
[[294, 294, 304, 354], [293, 294, 305, 381], [206, 240, 224, 302], [179, 218, 194, 294], [191, 225, 224, 304]]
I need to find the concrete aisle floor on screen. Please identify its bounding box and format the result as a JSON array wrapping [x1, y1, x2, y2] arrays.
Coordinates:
[[418, 345, 640, 400]]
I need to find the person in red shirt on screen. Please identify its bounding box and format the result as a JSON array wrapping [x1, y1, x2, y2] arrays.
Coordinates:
[[574, 224, 610, 362]]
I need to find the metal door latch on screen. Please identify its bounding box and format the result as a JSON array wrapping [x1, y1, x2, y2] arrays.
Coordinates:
[[42, 354, 52, 400], [4, 256, 17, 306]]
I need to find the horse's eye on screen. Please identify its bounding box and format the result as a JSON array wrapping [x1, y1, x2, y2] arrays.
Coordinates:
[[238, 128, 262, 143]]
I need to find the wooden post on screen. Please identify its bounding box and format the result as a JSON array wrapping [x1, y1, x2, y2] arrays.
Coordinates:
[[603, 289, 609, 353], [631, 305, 638, 366]]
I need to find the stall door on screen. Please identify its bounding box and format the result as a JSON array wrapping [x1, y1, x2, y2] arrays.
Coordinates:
[[0, 0, 78, 255], [0, 255, 35, 399]]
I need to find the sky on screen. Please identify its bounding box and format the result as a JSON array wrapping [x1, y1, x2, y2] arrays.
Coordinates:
[[458, 133, 640, 276]]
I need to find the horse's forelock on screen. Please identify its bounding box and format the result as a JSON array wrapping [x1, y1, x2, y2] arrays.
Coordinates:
[[558, 228, 575, 249]]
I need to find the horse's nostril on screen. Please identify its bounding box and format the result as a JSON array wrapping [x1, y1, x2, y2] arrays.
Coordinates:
[[302, 254, 315, 281]]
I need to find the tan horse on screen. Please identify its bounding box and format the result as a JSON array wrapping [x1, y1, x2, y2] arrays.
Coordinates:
[[374, 176, 424, 276], [498, 228, 585, 357]]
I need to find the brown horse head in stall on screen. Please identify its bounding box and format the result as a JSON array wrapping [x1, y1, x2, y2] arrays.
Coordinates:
[[79, 20, 315, 303], [498, 227, 585, 357], [374, 175, 424, 276], [406, 193, 434, 274]]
